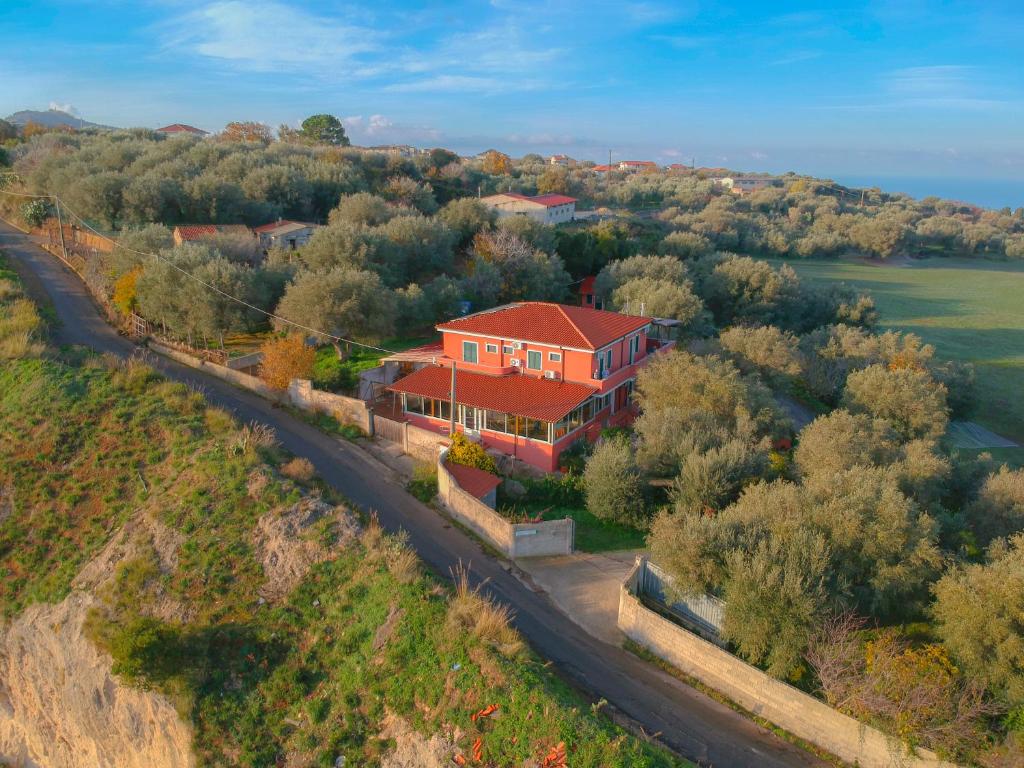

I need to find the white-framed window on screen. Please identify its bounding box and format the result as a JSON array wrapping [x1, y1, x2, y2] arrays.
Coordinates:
[[485, 343, 498, 354], [527, 350, 542, 370], [462, 340, 478, 363], [549, 352, 562, 362], [502, 344, 513, 354]]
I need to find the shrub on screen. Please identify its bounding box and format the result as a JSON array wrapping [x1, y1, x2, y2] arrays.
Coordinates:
[[583, 436, 647, 525], [407, 463, 438, 503], [281, 457, 316, 482], [112, 267, 142, 315], [447, 432, 497, 474], [259, 335, 315, 390]]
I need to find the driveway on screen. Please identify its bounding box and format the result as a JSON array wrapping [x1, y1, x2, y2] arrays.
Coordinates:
[[0, 219, 825, 768], [520, 550, 640, 646]]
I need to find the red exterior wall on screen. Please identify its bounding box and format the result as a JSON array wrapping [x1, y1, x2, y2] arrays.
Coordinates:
[[440, 328, 650, 391]]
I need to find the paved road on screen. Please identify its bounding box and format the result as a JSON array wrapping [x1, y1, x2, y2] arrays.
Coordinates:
[[0, 220, 824, 768]]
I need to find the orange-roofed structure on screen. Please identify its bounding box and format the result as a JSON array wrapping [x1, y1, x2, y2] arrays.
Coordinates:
[[156, 123, 208, 136], [387, 302, 675, 471]]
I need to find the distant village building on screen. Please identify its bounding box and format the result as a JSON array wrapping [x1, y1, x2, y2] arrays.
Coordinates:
[[590, 160, 659, 175], [548, 154, 571, 166], [713, 176, 779, 195], [253, 220, 319, 251], [155, 123, 208, 136], [480, 193, 577, 225], [172, 224, 254, 246], [365, 144, 426, 158]]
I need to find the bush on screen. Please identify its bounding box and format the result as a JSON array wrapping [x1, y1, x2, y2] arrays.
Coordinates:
[[583, 436, 647, 525], [407, 463, 438, 502], [447, 431, 497, 474], [259, 335, 315, 390], [281, 457, 316, 482]]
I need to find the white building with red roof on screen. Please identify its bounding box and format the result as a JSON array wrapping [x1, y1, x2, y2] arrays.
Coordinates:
[[387, 302, 675, 471], [171, 224, 254, 246], [480, 193, 576, 224], [253, 220, 319, 251]]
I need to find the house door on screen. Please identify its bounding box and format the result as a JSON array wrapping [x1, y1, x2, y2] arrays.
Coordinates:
[[460, 405, 478, 430]]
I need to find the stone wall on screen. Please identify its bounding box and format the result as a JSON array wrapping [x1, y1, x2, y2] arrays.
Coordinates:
[[437, 451, 574, 559], [148, 341, 286, 403], [287, 379, 372, 433], [617, 557, 958, 768]]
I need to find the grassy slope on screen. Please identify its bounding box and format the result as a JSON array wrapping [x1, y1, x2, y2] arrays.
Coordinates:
[[783, 257, 1024, 457], [0, 254, 681, 765]]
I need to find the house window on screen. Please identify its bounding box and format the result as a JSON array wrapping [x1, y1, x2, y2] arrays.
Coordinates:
[[462, 341, 478, 363], [586, 294, 593, 305], [527, 350, 542, 370], [549, 352, 562, 362], [502, 344, 514, 354], [485, 343, 498, 354]]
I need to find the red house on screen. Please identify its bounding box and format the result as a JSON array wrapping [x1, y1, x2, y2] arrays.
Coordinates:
[[387, 302, 675, 471]]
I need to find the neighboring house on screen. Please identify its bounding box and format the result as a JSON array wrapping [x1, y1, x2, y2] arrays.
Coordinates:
[[254, 220, 319, 251], [548, 154, 571, 166], [480, 193, 577, 225], [666, 163, 692, 173], [616, 160, 659, 172], [155, 123, 208, 136], [386, 302, 675, 471], [590, 164, 615, 175], [172, 224, 255, 246], [714, 176, 778, 195], [577, 275, 604, 310]]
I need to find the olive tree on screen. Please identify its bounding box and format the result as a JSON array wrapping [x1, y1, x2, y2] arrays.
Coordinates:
[[842, 364, 949, 441], [273, 267, 395, 357]]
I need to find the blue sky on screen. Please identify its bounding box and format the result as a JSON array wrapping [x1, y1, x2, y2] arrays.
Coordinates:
[[2, 0, 1023, 181]]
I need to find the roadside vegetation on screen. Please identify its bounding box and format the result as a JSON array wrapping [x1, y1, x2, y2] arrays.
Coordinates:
[[0, 249, 683, 767]]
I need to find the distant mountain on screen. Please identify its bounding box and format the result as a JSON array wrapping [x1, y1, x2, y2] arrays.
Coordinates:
[[4, 109, 114, 130]]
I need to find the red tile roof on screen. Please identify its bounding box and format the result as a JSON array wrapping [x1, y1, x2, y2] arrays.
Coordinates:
[[156, 123, 208, 135], [445, 462, 502, 499], [388, 365, 595, 422], [252, 219, 315, 234], [620, 160, 658, 167], [592, 164, 615, 172], [437, 302, 650, 351], [174, 224, 253, 241], [529, 194, 577, 207], [491, 193, 576, 208]]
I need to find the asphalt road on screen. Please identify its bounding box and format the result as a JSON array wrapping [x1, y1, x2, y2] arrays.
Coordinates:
[[0, 220, 825, 768]]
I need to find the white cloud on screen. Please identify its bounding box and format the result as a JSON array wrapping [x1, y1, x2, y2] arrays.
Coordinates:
[[48, 101, 79, 116], [383, 75, 541, 94], [164, 0, 379, 71]]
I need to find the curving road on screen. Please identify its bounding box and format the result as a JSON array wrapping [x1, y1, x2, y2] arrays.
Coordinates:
[[0, 220, 825, 768]]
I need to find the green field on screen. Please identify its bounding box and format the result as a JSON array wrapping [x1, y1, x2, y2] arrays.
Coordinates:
[[783, 257, 1024, 455]]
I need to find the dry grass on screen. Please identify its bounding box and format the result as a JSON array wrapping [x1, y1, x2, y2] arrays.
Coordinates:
[[232, 421, 278, 455], [447, 563, 524, 658], [0, 297, 45, 360], [385, 531, 421, 585], [281, 457, 315, 483]]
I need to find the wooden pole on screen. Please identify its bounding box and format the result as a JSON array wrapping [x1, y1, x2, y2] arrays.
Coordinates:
[[53, 197, 68, 262]]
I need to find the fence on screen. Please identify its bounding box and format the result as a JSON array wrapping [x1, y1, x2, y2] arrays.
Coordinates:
[[639, 560, 725, 644], [437, 449, 574, 559], [618, 557, 958, 768]]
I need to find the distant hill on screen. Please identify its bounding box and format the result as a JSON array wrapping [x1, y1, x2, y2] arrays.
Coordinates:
[[4, 109, 114, 130]]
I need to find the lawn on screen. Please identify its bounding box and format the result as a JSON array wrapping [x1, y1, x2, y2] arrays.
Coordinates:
[[497, 475, 648, 553], [311, 336, 435, 393], [781, 257, 1024, 460]]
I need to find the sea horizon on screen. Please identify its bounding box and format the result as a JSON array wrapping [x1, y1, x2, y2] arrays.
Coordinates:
[[832, 174, 1022, 211]]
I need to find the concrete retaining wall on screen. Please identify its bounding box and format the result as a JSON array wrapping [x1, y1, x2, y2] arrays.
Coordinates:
[[437, 451, 574, 559], [617, 557, 958, 768], [287, 379, 372, 433], [148, 341, 286, 403]]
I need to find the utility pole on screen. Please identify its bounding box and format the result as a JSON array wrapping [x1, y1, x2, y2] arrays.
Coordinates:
[[449, 362, 457, 436], [53, 196, 68, 262], [608, 149, 612, 168]]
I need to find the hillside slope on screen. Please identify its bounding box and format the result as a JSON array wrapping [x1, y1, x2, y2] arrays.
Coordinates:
[[0, 253, 680, 767]]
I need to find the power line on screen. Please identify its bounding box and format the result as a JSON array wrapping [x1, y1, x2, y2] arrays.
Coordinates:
[[0, 188, 400, 356]]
